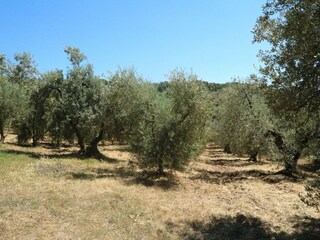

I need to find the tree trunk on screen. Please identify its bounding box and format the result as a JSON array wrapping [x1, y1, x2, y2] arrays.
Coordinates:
[[284, 151, 301, 174], [224, 144, 231, 153], [0, 122, 5, 144], [78, 138, 85, 153], [85, 139, 100, 157], [0, 131, 5, 144], [1, 120, 12, 144], [249, 152, 258, 162], [70, 121, 85, 153], [32, 136, 37, 146], [31, 117, 38, 147], [55, 137, 61, 148], [158, 161, 164, 175], [84, 126, 104, 158]]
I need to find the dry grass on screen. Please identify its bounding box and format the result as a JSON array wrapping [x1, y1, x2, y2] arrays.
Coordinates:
[[0, 139, 319, 240]]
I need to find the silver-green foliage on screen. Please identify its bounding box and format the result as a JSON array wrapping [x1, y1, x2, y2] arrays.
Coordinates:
[[62, 47, 106, 152], [212, 82, 272, 159], [253, 0, 320, 172], [0, 52, 42, 145], [253, 0, 320, 112], [40, 70, 67, 146], [0, 77, 26, 143], [104, 67, 146, 144], [132, 70, 212, 172], [11, 52, 38, 84]]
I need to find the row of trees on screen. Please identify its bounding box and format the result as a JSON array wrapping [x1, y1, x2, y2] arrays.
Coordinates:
[[1, 0, 319, 173], [212, 0, 320, 210], [0, 0, 319, 210], [213, 0, 319, 170], [0, 47, 212, 173], [1, 48, 318, 176], [212, 78, 320, 174]]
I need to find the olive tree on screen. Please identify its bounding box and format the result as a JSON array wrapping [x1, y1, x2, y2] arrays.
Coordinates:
[[253, 0, 320, 173], [10, 52, 38, 84], [104, 67, 146, 144], [0, 77, 25, 143], [131, 70, 212, 173], [1, 52, 45, 146], [212, 81, 272, 161], [40, 70, 68, 146], [61, 47, 107, 157], [0, 55, 22, 143]]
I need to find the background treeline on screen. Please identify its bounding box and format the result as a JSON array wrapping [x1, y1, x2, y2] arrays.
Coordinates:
[[154, 80, 231, 93], [0, 0, 319, 210]]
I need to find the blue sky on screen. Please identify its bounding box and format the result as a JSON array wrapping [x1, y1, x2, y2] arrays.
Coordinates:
[[1, 0, 266, 83]]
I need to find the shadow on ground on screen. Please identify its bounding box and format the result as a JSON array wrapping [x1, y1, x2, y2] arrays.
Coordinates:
[[70, 166, 179, 190], [190, 169, 304, 185], [299, 161, 320, 173], [1, 149, 118, 163], [168, 214, 320, 240], [2, 143, 318, 189], [1, 146, 179, 190], [204, 158, 269, 167]]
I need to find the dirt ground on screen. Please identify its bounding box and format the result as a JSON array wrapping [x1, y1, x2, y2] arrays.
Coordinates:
[[0, 136, 319, 239]]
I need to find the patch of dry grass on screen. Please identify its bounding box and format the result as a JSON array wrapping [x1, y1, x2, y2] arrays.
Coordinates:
[[0, 140, 319, 239]]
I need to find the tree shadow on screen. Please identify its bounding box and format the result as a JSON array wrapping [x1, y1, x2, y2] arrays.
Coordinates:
[[205, 158, 246, 165], [288, 216, 320, 240], [203, 144, 274, 166], [1, 149, 118, 163], [168, 214, 320, 240], [6, 141, 71, 149], [2, 147, 178, 189], [299, 161, 320, 173], [190, 169, 302, 185], [131, 171, 179, 190], [6, 143, 33, 148], [69, 166, 179, 190], [204, 158, 269, 167], [168, 214, 275, 240], [40, 142, 73, 149]]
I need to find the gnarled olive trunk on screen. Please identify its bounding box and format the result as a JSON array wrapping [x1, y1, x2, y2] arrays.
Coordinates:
[[0, 120, 11, 144], [0, 129, 5, 144], [84, 125, 104, 159], [157, 159, 164, 174], [284, 151, 301, 174], [31, 117, 38, 146], [0, 121, 5, 144], [249, 152, 258, 162], [78, 138, 85, 153], [267, 130, 300, 175], [70, 121, 85, 153], [224, 144, 231, 154]]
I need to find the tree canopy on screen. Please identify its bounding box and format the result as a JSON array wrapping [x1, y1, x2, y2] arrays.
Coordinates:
[[253, 0, 320, 112]]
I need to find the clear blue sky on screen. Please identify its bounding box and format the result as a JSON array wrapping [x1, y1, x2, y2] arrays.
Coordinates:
[[1, 0, 266, 83]]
